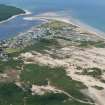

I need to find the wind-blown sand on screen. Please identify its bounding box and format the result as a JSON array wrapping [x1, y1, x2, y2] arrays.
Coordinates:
[[21, 47, 105, 105], [21, 11, 105, 105]]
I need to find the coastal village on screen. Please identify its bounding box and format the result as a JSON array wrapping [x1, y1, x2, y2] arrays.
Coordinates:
[[0, 19, 101, 60]]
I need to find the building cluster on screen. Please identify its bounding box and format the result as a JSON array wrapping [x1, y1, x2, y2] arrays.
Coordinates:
[[0, 23, 72, 61]]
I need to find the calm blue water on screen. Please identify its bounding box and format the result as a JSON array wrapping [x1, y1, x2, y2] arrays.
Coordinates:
[[0, 0, 105, 39]]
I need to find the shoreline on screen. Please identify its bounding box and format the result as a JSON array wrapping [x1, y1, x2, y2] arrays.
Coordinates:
[[0, 9, 32, 24], [24, 12, 105, 39]]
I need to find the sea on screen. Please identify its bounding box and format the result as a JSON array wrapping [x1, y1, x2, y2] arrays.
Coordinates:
[[0, 0, 105, 40]]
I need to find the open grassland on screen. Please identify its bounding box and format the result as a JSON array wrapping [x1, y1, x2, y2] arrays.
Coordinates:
[[21, 64, 91, 101], [0, 81, 92, 105]]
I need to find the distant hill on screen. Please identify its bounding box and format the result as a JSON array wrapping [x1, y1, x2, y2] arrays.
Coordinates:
[[0, 4, 25, 22]]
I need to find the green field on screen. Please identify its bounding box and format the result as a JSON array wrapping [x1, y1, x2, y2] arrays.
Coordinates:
[[0, 63, 93, 105], [21, 64, 93, 102], [0, 82, 91, 105]]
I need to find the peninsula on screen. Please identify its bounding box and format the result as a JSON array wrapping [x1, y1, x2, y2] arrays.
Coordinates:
[[0, 4, 25, 22], [0, 13, 105, 105]]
